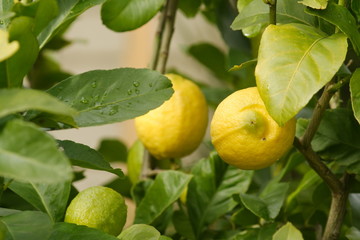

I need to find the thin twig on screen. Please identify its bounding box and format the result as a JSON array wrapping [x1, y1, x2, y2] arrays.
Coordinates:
[[269, 0, 277, 25]]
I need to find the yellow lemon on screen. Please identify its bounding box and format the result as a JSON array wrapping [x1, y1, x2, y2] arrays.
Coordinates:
[[64, 186, 127, 236], [135, 74, 208, 159], [210, 87, 296, 170]]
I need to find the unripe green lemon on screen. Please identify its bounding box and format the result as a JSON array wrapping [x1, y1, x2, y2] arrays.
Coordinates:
[[135, 74, 208, 159], [211, 87, 296, 170], [64, 186, 127, 236]]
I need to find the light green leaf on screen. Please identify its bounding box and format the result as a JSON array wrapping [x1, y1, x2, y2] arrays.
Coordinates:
[[0, 120, 73, 183], [47, 68, 173, 127], [346, 227, 360, 240], [8, 180, 71, 222], [134, 170, 192, 224], [0, 0, 15, 29], [231, 0, 316, 30], [306, 2, 360, 55], [187, 153, 253, 238], [0, 211, 53, 240], [0, 88, 77, 121], [349, 194, 360, 229], [255, 23, 348, 125], [298, 0, 328, 9], [49, 222, 119, 240], [101, 0, 165, 32], [127, 140, 145, 184], [58, 140, 124, 177], [350, 69, 360, 124], [0, 29, 19, 62], [272, 222, 304, 240], [117, 224, 160, 240]]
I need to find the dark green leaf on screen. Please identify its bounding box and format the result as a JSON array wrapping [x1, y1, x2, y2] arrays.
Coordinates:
[[187, 153, 253, 238], [38, 0, 106, 48], [47, 68, 173, 127], [49, 222, 119, 240], [187, 43, 229, 80], [8, 180, 71, 222], [0, 120, 73, 183], [2, 17, 39, 88], [298, 0, 328, 9], [58, 140, 124, 177], [239, 193, 269, 220], [256, 24, 347, 125], [273, 222, 304, 240], [231, 0, 316, 30], [351, 69, 360, 124], [97, 138, 127, 162], [134, 170, 192, 224], [117, 224, 160, 240], [231, 208, 259, 227], [352, 0, 360, 21], [200, 86, 232, 108], [0, 211, 53, 240], [127, 140, 144, 184], [261, 182, 289, 219], [179, 0, 201, 17], [101, 0, 165, 32], [306, 2, 360, 55], [131, 179, 154, 206], [0, 88, 77, 124], [172, 210, 196, 240], [104, 176, 132, 198]]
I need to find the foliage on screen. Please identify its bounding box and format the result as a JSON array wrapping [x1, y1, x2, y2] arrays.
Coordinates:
[[0, 0, 360, 239]]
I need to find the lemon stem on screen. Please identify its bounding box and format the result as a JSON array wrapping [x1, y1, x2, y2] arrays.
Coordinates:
[[264, 0, 277, 25], [294, 80, 349, 240]]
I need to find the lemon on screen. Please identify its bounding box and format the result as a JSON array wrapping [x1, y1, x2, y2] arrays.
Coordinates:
[[135, 74, 208, 159], [210, 87, 296, 170], [64, 186, 127, 236]]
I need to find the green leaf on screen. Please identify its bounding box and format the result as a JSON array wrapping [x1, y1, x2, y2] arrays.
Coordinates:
[[231, 0, 316, 30], [134, 170, 192, 224], [352, 0, 360, 21], [8, 180, 71, 222], [239, 194, 269, 220], [187, 153, 253, 238], [97, 138, 127, 162], [127, 140, 145, 184], [349, 194, 360, 229], [200, 86, 232, 109], [0, 211, 53, 240], [12, 0, 59, 35], [1, 17, 39, 88], [38, 0, 107, 48], [346, 227, 360, 240], [101, 0, 165, 32], [47, 68, 173, 127], [298, 0, 327, 9], [255, 23, 348, 125], [306, 2, 360, 55], [58, 140, 124, 177], [49, 222, 119, 240], [172, 210, 196, 240], [0, 29, 19, 62], [351, 69, 360, 124], [0, 88, 77, 122], [0, 119, 73, 183], [187, 43, 229, 80], [117, 224, 160, 240], [178, 0, 201, 17], [0, 0, 15, 29], [272, 222, 304, 240]]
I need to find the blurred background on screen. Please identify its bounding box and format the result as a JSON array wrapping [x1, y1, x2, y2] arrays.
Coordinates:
[[48, 5, 226, 226]]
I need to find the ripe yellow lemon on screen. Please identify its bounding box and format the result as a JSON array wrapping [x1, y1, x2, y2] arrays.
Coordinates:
[[64, 186, 127, 236], [210, 87, 296, 170], [135, 74, 208, 159]]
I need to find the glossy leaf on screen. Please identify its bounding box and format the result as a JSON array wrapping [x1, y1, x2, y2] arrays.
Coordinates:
[[0, 120, 73, 183], [134, 170, 192, 224], [187, 153, 253, 238], [0, 30, 19, 62], [117, 224, 160, 240], [127, 140, 145, 184], [273, 222, 304, 240], [101, 0, 165, 32], [306, 2, 360, 55], [38, 0, 107, 48], [58, 140, 124, 177], [0, 211, 53, 240], [0, 88, 77, 122], [298, 0, 327, 9], [47, 68, 173, 127], [49, 222, 119, 240], [2, 17, 38, 88], [351, 69, 360, 124], [8, 180, 71, 222], [255, 23, 347, 125], [231, 0, 315, 30], [239, 194, 269, 219]]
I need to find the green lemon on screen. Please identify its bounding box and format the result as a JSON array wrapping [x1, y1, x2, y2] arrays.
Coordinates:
[[64, 186, 127, 236]]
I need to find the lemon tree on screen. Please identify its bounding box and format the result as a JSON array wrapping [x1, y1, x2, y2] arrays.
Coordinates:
[[1, 0, 360, 240]]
